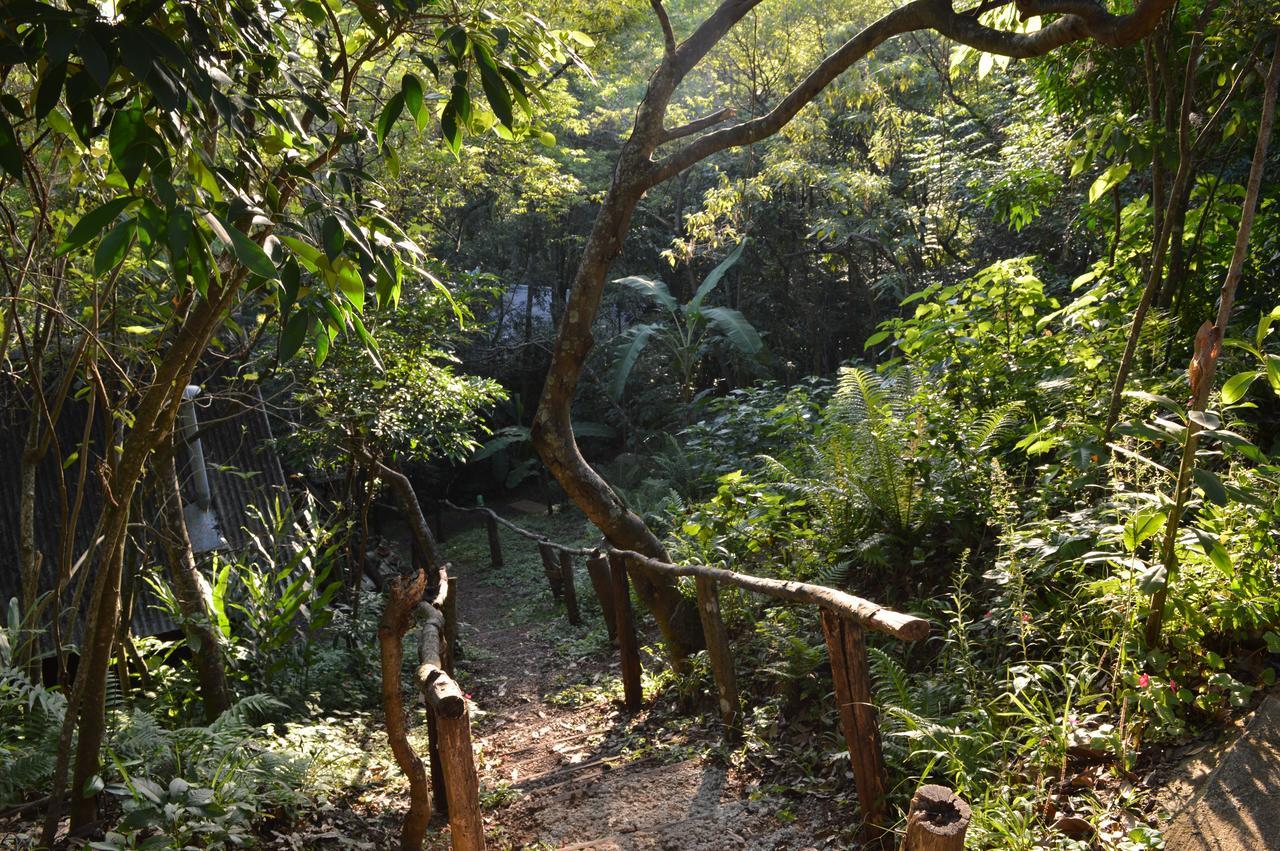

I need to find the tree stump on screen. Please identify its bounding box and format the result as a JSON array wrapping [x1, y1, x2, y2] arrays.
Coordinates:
[[901, 785, 970, 851]]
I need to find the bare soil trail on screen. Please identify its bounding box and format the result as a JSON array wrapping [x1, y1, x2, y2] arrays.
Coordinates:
[[437, 504, 847, 850]]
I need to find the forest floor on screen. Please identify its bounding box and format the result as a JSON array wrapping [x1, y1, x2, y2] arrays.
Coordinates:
[[406, 502, 851, 850]]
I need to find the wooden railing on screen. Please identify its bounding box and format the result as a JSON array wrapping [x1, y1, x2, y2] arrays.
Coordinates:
[[413, 564, 485, 851], [448, 501, 931, 848]]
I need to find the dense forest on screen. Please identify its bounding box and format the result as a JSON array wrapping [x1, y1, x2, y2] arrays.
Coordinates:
[[2, 0, 1279, 848]]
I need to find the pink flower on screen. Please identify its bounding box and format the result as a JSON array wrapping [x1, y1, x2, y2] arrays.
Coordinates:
[[1169, 680, 1177, 693], [983, 610, 993, 619], [1138, 673, 1150, 688], [1020, 612, 1031, 623]]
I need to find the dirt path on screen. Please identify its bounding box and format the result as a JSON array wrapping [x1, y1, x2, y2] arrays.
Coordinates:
[[440, 507, 839, 850]]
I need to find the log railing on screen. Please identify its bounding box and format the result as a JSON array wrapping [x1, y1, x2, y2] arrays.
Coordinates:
[[413, 564, 485, 851], [444, 501, 934, 848]]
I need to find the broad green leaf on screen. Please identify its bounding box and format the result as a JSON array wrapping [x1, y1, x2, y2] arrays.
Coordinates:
[[278, 311, 309, 362], [1267, 354, 1280, 393], [615, 275, 677, 313], [1088, 162, 1132, 204], [1220, 370, 1260, 404], [402, 73, 424, 123], [221, 220, 278, 280], [376, 91, 405, 149], [703, 306, 764, 355], [93, 218, 136, 275], [1192, 467, 1228, 505], [58, 197, 137, 255], [1122, 511, 1165, 552], [688, 238, 747, 313], [609, 324, 658, 399], [0, 110, 24, 178], [109, 103, 148, 186]]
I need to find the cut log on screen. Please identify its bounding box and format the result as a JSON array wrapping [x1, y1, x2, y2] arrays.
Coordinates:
[[821, 610, 889, 848], [608, 551, 643, 711], [901, 785, 970, 851], [695, 576, 739, 736], [558, 549, 582, 625], [586, 552, 618, 642]]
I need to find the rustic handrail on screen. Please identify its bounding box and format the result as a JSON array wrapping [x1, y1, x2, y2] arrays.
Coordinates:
[[436, 500, 930, 848], [412, 565, 485, 851], [442, 499, 595, 555], [611, 549, 928, 641]]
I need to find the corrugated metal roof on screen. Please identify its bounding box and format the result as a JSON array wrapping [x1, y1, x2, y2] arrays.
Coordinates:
[[0, 377, 289, 650]]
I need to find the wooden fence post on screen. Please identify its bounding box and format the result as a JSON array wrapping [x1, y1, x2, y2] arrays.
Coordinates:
[[438, 705, 485, 851], [607, 551, 643, 711], [901, 785, 970, 851], [821, 609, 889, 848], [558, 549, 582, 626], [695, 577, 740, 736], [485, 512, 503, 569], [586, 552, 617, 642], [537, 542, 564, 602]]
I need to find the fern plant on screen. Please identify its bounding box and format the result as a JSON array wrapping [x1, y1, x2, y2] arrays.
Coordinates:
[[760, 365, 1023, 593]]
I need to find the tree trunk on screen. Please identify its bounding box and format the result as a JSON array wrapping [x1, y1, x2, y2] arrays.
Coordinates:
[[380, 570, 432, 850], [156, 450, 232, 722]]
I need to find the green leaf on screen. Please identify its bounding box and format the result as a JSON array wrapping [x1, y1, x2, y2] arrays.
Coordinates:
[[1122, 510, 1165, 552], [1088, 162, 1132, 204], [278, 311, 309, 362], [474, 45, 513, 129], [1192, 467, 1228, 505], [35, 61, 68, 120], [615, 275, 677, 313], [0, 109, 23, 178], [402, 73, 424, 123], [863, 330, 891, 349], [109, 103, 148, 187], [58, 197, 137, 255], [93, 218, 136, 275], [609, 324, 658, 399], [688, 238, 747, 313], [221, 220, 278, 280], [703, 306, 764, 356], [1267, 354, 1280, 394], [321, 215, 344, 260], [376, 91, 405, 149], [1221, 370, 1260, 404]]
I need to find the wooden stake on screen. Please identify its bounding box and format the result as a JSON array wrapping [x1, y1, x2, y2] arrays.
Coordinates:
[[485, 513, 503, 568], [586, 552, 617, 642], [425, 710, 447, 819], [438, 706, 486, 851], [538, 542, 564, 601], [608, 551, 643, 711], [821, 609, 889, 847], [558, 549, 582, 626], [901, 785, 970, 851], [695, 576, 740, 736]]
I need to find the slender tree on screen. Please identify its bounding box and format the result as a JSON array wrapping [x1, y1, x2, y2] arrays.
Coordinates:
[[532, 0, 1182, 658]]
